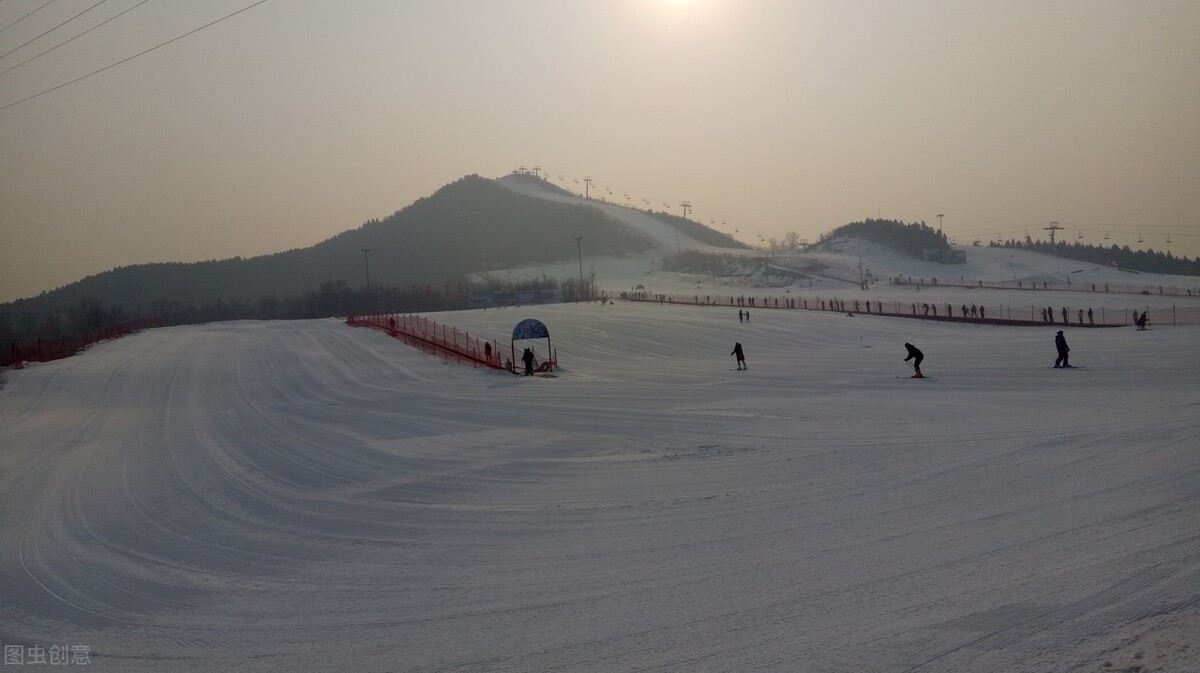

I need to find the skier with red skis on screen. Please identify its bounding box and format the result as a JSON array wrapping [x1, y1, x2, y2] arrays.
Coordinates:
[[904, 342, 924, 378]]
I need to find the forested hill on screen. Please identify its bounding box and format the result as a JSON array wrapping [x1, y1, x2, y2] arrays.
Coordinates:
[[992, 239, 1199, 276], [2, 175, 658, 318], [817, 219, 950, 258]]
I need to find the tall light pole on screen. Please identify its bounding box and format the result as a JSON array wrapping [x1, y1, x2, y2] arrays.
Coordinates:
[[361, 248, 371, 290], [583, 177, 593, 199], [937, 213, 944, 234], [575, 236, 585, 302]]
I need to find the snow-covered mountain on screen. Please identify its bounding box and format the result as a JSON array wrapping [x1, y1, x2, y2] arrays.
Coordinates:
[[492, 175, 1200, 301]]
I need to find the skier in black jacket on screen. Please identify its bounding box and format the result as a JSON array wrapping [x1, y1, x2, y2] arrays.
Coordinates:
[[904, 343, 924, 378], [731, 342, 746, 370], [1054, 331, 1072, 368]]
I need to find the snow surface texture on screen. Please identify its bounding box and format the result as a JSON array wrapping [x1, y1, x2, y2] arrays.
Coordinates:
[[2, 303, 1198, 672]]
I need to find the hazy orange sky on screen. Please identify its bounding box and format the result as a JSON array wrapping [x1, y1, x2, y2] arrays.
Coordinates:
[[2, 0, 1198, 302]]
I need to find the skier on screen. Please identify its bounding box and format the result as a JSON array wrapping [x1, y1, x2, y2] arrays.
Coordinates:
[[1087, 307, 1094, 324], [1053, 331, 1072, 368], [738, 310, 744, 323], [522, 347, 535, 375], [904, 342, 924, 378], [731, 342, 746, 370]]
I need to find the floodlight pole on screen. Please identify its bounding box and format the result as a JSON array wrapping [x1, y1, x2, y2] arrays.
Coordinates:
[[937, 213, 944, 234], [361, 248, 371, 290], [583, 177, 593, 199], [575, 236, 585, 302]]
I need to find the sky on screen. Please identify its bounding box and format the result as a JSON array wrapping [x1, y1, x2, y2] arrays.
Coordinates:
[[1, 0, 1198, 303]]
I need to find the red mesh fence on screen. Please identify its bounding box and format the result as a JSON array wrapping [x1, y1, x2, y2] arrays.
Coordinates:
[[888, 276, 1199, 298], [622, 293, 1200, 327], [347, 314, 557, 372], [3, 319, 162, 369]]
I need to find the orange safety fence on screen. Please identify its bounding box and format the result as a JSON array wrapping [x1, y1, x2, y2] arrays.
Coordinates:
[[621, 292, 1200, 327], [347, 313, 560, 373], [3, 319, 162, 369]]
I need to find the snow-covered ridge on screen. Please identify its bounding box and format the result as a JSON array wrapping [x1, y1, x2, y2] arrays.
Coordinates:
[[497, 174, 739, 254], [495, 176, 1200, 297]]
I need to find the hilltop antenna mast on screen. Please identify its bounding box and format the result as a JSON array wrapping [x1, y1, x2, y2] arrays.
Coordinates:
[[1043, 221, 1062, 245]]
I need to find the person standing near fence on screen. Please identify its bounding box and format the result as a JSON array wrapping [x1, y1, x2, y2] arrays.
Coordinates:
[[522, 347, 535, 375], [1053, 331, 1072, 368]]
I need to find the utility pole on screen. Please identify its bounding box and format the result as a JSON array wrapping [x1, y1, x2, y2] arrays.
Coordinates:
[[575, 236, 585, 302], [582, 177, 592, 199], [361, 248, 371, 290], [1043, 221, 1062, 245]]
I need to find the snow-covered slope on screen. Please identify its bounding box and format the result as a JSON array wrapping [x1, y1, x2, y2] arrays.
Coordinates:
[[498, 174, 737, 254], [493, 176, 1200, 301], [2, 302, 1197, 672]]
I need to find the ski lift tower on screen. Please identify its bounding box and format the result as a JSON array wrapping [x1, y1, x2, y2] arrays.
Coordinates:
[[1044, 221, 1063, 244]]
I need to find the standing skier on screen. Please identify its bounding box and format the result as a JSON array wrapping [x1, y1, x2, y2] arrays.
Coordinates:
[[731, 342, 746, 370], [904, 342, 924, 378], [1053, 331, 1072, 368]]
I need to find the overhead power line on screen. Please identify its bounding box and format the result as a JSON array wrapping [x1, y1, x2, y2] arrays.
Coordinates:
[[0, 0, 270, 112], [0, 0, 57, 37], [0, 0, 152, 78], [0, 0, 108, 62]]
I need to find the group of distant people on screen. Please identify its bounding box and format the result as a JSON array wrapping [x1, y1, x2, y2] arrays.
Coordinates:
[[730, 311, 1091, 377], [910, 303, 987, 320], [1040, 306, 1096, 325]]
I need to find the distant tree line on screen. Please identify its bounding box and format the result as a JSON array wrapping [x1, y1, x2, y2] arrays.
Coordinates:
[[819, 219, 950, 258], [0, 274, 592, 347], [990, 239, 1199, 275]]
